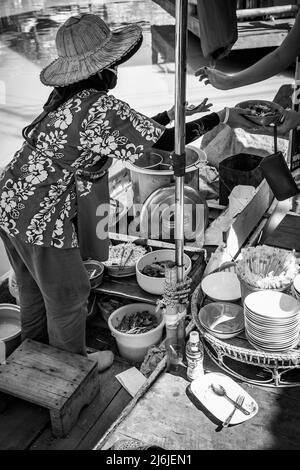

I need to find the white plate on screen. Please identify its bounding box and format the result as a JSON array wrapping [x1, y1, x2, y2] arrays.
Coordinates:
[[190, 372, 258, 425], [245, 291, 300, 319], [201, 272, 241, 302]]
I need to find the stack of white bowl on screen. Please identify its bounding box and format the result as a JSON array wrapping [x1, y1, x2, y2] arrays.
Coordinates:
[[244, 291, 300, 352]]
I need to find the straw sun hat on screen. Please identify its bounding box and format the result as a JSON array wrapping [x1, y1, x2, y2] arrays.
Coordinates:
[[40, 13, 143, 87]]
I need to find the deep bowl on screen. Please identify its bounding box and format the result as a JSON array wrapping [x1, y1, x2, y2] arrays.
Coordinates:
[[136, 249, 192, 295], [83, 260, 105, 288], [235, 100, 283, 127], [199, 302, 244, 339]]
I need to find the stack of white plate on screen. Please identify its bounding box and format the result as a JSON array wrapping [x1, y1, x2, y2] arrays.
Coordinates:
[[244, 291, 300, 352], [293, 274, 300, 301]]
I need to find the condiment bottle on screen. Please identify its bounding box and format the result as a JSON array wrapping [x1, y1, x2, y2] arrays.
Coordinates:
[[186, 331, 204, 381]]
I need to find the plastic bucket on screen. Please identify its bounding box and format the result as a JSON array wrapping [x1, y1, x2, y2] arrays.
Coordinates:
[[219, 153, 263, 205], [108, 303, 165, 362]]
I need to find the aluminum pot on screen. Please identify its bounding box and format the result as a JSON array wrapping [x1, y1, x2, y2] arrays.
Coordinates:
[[124, 145, 207, 206]]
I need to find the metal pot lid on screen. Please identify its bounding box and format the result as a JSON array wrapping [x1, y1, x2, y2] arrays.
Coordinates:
[[124, 145, 207, 175], [139, 184, 209, 243]]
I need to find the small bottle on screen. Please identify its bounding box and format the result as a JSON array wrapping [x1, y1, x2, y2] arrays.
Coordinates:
[[186, 331, 204, 381]]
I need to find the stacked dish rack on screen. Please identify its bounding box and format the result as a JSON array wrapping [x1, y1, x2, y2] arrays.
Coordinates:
[[191, 262, 300, 388]]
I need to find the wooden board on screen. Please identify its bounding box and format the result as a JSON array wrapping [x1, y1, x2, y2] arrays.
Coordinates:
[[0, 339, 99, 437], [264, 212, 300, 251], [97, 360, 300, 450], [224, 179, 274, 257], [94, 250, 205, 304]]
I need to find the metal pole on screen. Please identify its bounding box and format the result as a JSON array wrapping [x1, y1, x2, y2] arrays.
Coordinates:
[[174, 0, 188, 283]]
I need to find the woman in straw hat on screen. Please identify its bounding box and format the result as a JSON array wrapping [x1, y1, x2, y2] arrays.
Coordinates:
[[0, 14, 255, 370]]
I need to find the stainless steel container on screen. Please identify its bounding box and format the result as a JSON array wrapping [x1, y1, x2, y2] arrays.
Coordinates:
[[124, 145, 207, 206]]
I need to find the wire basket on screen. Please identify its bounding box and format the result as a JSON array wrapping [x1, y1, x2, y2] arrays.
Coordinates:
[[191, 262, 300, 388]]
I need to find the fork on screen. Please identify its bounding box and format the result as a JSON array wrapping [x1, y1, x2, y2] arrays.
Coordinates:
[[222, 395, 245, 428]]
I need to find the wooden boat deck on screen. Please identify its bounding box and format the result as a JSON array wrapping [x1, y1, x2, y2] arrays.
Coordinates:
[[0, 315, 133, 450]]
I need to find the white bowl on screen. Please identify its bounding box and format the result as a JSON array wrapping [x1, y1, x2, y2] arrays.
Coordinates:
[[136, 249, 192, 295], [108, 303, 165, 361], [199, 302, 244, 339], [201, 272, 241, 302]]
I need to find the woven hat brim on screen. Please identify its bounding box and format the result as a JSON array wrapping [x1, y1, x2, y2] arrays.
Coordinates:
[[40, 24, 142, 87]]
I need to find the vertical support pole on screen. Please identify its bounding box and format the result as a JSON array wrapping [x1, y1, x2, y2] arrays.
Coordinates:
[[174, 0, 188, 282], [174, 0, 188, 345]]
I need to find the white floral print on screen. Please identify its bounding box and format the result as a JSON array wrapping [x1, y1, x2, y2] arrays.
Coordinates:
[[0, 89, 164, 248]]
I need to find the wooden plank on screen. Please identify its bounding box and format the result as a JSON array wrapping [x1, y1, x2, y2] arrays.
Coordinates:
[[7, 339, 95, 372], [50, 366, 99, 438], [225, 179, 273, 257], [99, 369, 300, 450], [108, 231, 206, 253], [0, 398, 49, 450], [78, 388, 132, 450], [94, 276, 158, 304], [30, 360, 130, 450], [95, 251, 205, 304], [264, 212, 300, 251], [0, 363, 76, 409]]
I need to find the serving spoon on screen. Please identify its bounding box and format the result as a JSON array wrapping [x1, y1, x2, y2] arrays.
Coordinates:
[[210, 383, 250, 415]]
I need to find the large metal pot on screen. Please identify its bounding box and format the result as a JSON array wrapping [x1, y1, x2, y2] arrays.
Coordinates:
[[124, 145, 207, 206]]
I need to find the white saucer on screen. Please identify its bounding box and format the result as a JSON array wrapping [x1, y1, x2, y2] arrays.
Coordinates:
[[190, 372, 258, 425]]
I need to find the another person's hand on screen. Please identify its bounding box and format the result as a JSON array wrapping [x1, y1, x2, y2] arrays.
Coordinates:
[[167, 98, 213, 121], [276, 108, 300, 135], [195, 67, 235, 90]]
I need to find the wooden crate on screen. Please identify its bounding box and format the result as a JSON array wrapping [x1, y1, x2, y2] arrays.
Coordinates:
[[0, 339, 100, 437]]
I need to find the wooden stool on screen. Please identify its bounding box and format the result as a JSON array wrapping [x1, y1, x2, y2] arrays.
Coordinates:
[[0, 339, 99, 437]]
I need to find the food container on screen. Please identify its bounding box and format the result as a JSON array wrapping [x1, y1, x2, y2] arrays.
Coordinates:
[[235, 100, 283, 127], [108, 303, 165, 361], [198, 302, 244, 339], [0, 303, 21, 357], [124, 145, 207, 208], [201, 271, 241, 302], [136, 249, 192, 295], [235, 245, 298, 304], [103, 243, 148, 278], [83, 260, 104, 288]]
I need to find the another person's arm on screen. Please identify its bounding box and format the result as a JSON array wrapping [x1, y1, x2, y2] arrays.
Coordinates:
[[195, 11, 300, 90]]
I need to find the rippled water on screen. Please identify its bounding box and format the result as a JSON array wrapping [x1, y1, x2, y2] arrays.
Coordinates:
[[0, 0, 176, 164]]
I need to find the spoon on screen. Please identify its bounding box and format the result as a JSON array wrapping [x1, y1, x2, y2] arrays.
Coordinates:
[[210, 384, 250, 415]]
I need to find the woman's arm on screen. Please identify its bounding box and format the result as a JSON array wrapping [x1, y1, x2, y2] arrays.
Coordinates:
[[195, 11, 300, 90], [153, 107, 257, 151], [151, 99, 213, 125]]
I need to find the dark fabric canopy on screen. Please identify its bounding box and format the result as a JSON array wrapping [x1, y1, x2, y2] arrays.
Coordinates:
[[197, 0, 238, 60]]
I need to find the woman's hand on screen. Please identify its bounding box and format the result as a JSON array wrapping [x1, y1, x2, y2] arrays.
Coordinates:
[[195, 67, 236, 90], [217, 107, 269, 132], [167, 98, 213, 121]]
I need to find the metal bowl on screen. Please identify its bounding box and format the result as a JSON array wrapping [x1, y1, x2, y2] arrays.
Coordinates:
[[199, 302, 244, 339], [139, 184, 209, 243], [83, 260, 105, 288], [235, 100, 283, 127]]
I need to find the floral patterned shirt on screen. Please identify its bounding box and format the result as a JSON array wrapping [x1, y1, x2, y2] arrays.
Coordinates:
[[0, 89, 164, 248]]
